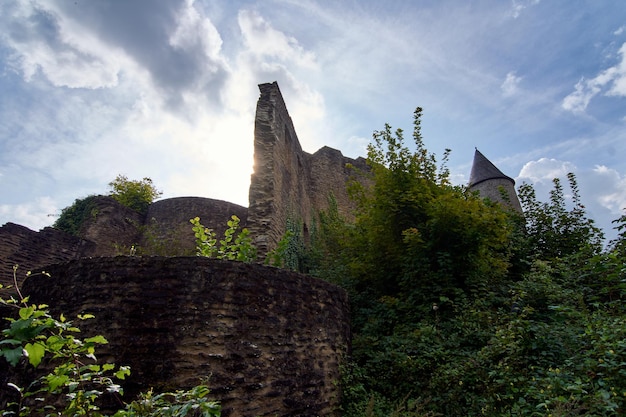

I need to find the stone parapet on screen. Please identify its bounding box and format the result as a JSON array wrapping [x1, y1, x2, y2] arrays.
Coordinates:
[[5, 256, 350, 417]]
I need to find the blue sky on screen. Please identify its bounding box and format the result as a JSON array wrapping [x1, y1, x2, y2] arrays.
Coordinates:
[[1, 0, 625, 242]]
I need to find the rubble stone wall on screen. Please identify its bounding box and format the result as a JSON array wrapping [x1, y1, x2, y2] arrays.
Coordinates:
[[247, 82, 368, 255], [10, 257, 350, 417]]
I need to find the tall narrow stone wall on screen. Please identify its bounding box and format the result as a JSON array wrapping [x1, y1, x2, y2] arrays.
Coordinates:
[[247, 82, 368, 255], [2, 257, 350, 417]]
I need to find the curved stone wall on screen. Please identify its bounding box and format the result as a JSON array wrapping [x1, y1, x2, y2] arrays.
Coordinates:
[[144, 197, 248, 256], [15, 256, 350, 417]]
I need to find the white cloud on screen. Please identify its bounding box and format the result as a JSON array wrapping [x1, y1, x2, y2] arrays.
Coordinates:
[[0, 197, 58, 231], [562, 42, 626, 113], [591, 165, 626, 213], [517, 158, 576, 184], [0, 1, 126, 89], [501, 71, 522, 97], [510, 0, 541, 19], [237, 9, 318, 70], [234, 9, 326, 152]]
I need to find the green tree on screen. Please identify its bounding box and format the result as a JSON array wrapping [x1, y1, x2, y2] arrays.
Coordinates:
[[108, 175, 162, 214], [190, 215, 257, 262], [307, 109, 516, 415], [517, 173, 604, 262], [342, 108, 512, 305]]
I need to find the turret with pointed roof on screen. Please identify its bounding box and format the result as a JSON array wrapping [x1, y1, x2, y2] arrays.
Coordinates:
[[468, 149, 522, 212]]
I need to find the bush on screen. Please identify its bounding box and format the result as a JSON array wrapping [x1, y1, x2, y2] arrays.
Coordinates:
[[108, 175, 162, 215], [53, 195, 99, 236]]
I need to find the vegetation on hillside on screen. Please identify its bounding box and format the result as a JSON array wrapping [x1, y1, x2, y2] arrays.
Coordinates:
[[108, 175, 162, 215]]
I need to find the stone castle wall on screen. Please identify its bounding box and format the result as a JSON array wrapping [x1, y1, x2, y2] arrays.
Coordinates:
[[247, 82, 368, 255], [1, 257, 350, 417], [0, 82, 366, 282], [144, 197, 248, 256], [0, 196, 243, 287]]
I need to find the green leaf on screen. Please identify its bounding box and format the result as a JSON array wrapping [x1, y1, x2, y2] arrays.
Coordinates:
[[18, 306, 35, 320], [115, 366, 131, 380], [24, 342, 46, 367], [46, 374, 69, 391], [85, 335, 108, 345], [1, 346, 23, 366], [0, 339, 21, 346]]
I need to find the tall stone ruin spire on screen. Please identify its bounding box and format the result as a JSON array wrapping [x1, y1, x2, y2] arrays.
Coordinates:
[[246, 82, 369, 256], [468, 149, 522, 212]]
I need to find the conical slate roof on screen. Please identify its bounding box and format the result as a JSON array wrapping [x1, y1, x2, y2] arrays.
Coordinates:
[[468, 149, 515, 187]]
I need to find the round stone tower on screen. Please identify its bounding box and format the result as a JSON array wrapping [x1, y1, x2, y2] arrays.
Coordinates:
[[468, 149, 522, 212]]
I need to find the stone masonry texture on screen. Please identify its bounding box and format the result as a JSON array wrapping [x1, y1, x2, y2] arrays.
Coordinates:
[[247, 82, 369, 256], [1, 257, 350, 417]]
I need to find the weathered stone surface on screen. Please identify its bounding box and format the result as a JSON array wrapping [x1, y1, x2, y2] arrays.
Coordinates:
[[3, 257, 350, 417], [77, 195, 144, 256], [0, 196, 247, 284], [144, 197, 248, 256], [247, 82, 368, 255], [0, 222, 93, 288]]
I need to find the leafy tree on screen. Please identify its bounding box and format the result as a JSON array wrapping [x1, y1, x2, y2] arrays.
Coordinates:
[[609, 210, 626, 257], [306, 108, 626, 416], [53, 175, 162, 235], [517, 173, 604, 261], [108, 175, 162, 214], [305, 109, 517, 414], [339, 108, 512, 306]]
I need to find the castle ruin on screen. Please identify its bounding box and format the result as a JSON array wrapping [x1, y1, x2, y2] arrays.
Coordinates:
[[0, 82, 521, 416]]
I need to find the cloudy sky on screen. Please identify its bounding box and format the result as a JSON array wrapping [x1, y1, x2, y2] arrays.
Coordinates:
[[1, 0, 625, 242]]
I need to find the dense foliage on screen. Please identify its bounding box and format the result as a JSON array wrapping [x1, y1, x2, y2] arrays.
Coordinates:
[[53, 195, 99, 236], [108, 175, 162, 215], [304, 108, 626, 416]]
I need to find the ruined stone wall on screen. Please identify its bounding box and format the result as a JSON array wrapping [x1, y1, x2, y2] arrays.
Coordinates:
[[247, 82, 368, 255], [144, 197, 248, 256], [77, 196, 145, 256], [6, 257, 350, 417], [0, 196, 247, 283], [308, 146, 369, 220], [0, 223, 94, 288], [1, 81, 367, 270]]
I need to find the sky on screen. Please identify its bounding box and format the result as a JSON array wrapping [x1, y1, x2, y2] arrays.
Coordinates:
[[1, 0, 625, 243]]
